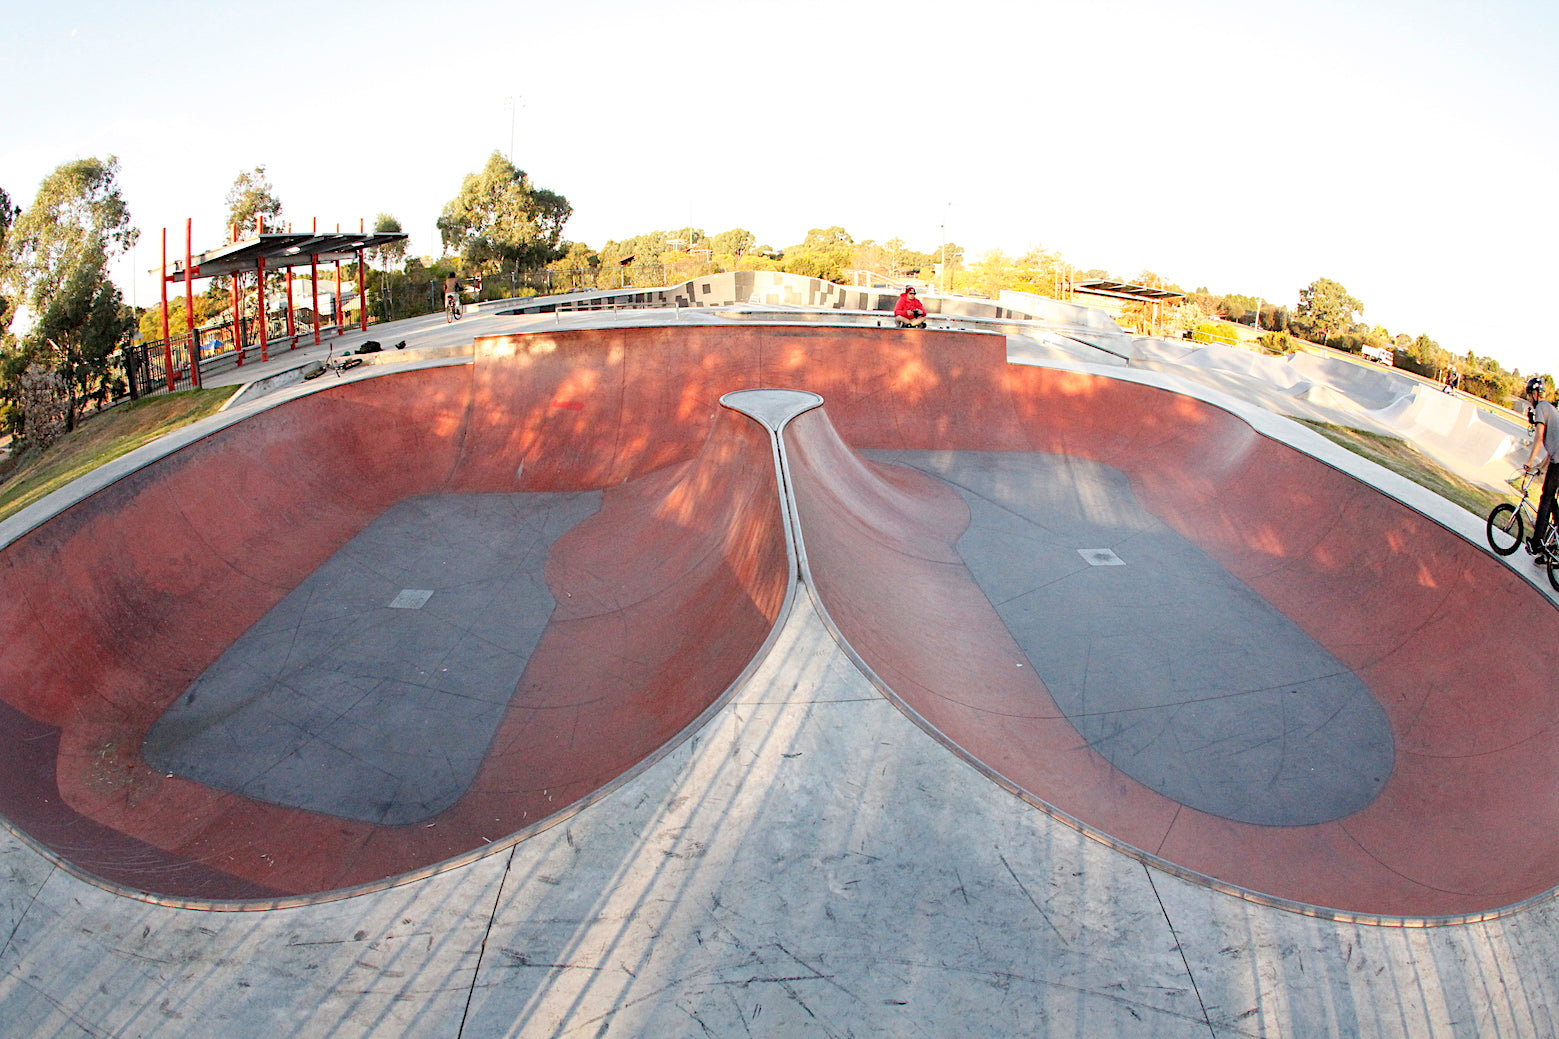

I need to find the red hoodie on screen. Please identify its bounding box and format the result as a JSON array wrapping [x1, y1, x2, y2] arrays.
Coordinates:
[[895, 291, 925, 317]]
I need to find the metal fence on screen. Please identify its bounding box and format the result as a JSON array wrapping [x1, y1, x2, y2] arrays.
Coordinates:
[[466, 264, 698, 300], [131, 302, 349, 397]]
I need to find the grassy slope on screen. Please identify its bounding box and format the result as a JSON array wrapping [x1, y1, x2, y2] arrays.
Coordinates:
[[1297, 419, 1513, 518], [0, 388, 234, 523]]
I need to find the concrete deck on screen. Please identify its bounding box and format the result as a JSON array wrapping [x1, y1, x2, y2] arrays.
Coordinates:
[[3, 310, 1558, 1037]]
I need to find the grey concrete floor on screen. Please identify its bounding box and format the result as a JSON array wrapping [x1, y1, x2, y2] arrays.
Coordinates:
[[4, 593, 1555, 1037]]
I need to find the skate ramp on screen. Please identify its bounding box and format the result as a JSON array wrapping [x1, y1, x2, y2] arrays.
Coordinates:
[[0, 335, 794, 902], [1289, 351, 1409, 410], [1132, 342, 1528, 487], [766, 336, 1559, 919], [3, 324, 1558, 918], [1177, 340, 1310, 391], [1370, 384, 1529, 475]]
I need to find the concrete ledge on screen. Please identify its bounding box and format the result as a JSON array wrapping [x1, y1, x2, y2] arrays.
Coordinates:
[[220, 341, 475, 411]]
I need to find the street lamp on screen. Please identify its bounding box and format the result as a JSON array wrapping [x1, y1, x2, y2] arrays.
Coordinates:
[[505, 96, 523, 162], [938, 202, 952, 293], [939, 225, 945, 294]]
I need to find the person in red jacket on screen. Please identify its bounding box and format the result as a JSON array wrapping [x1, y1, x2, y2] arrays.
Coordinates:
[[894, 286, 927, 328]]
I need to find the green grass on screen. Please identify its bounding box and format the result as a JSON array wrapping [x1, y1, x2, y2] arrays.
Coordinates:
[[1297, 419, 1514, 517], [0, 387, 235, 523]]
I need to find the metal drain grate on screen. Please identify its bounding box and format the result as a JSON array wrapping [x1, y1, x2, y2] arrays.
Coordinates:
[[1077, 549, 1125, 567]]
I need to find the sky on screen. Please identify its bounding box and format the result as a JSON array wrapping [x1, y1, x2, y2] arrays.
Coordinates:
[[4, 0, 1557, 374]]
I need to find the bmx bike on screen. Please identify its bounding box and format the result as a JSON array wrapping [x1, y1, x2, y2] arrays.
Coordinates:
[[445, 291, 463, 323], [302, 344, 364, 381], [1485, 467, 1559, 591]]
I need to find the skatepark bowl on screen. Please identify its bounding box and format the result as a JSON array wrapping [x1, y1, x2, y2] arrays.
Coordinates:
[[2, 323, 1557, 921]]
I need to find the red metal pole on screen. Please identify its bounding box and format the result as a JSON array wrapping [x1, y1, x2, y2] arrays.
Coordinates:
[[231, 267, 244, 367], [159, 229, 169, 343], [312, 218, 321, 347], [334, 258, 343, 337], [160, 229, 175, 391], [255, 213, 268, 361], [357, 248, 368, 332], [286, 267, 296, 347], [311, 256, 321, 346], [354, 218, 366, 332], [186, 219, 199, 388], [257, 253, 268, 362]]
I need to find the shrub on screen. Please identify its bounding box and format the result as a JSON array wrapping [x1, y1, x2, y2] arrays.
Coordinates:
[[1190, 322, 1238, 346]]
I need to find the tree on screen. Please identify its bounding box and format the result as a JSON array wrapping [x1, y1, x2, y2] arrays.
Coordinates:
[[968, 249, 1013, 299], [1010, 244, 1068, 298], [0, 186, 15, 243], [438, 152, 572, 280], [779, 227, 855, 282], [0, 157, 138, 440], [136, 294, 219, 344], [1295, 277, 1363, 346], [937, 241, 965, 292], [371, 213, 406, 268], [225, 166, 284, 236], [1223, 294, 1262, 325], [2, 158, 136, 329], [711, 228, 754, 266], [547, 242, 598, 292], [0, 185, 19, 348], [28, 250, 135, 418], [370, 213, 407, 319]]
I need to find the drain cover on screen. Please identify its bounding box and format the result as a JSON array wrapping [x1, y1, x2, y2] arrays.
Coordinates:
[[388, 589, 434, 609], [1077, 549, 1124, 567]]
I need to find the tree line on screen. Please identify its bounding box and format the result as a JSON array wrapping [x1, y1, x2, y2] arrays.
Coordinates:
[[0, 150, 1542, 460]]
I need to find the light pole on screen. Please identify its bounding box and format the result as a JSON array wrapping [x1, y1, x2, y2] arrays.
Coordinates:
[[939, 225, 945, 293], [505, 96, 522, 162], [939, 202, 952, 293]]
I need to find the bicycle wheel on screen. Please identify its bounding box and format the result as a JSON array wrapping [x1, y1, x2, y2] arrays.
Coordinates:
[[1487, 503, 1524, 555], [1548, 554, 1559, 593], [342, 357, 363, 371], [303, 362, 325, 381]]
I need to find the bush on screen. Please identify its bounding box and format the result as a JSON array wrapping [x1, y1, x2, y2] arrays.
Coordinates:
[[1190, 322, 1238, 346], [1257, 332, 1295, 355]]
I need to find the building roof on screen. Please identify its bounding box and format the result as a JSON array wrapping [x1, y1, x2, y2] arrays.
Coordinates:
[[153, 231, 409, 283], [1073, 279, 1186, 304]]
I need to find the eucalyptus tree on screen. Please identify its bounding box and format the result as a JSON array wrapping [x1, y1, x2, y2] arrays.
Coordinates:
[[0, 156, 138, 439], [437, 152, 571, 282], [225, 165, 284, 236], [370, 213, 406, 318], [1296, 277, 1363, 347]]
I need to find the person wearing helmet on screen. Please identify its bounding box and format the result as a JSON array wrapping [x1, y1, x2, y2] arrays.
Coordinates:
[[894, 285, 927, 329], [1521, 376, 1559, 562]]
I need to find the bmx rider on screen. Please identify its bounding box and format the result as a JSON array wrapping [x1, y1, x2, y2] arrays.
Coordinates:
[[1521, 375, 1559, 563]]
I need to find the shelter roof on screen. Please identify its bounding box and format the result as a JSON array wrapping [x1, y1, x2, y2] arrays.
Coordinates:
[[154, 231, 408, 283], [1073, 279, 1185, 303]]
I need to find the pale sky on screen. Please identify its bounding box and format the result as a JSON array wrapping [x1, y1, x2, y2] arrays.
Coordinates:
[[4, 0, 1556, 374]]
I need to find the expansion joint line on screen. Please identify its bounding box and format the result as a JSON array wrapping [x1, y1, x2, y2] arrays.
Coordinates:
[[1145, 866, 1217, 1038], [457, 845, 519, 1039], [0, 862, 54, 966]]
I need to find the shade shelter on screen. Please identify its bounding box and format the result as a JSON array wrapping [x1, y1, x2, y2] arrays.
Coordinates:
[[152, 223, 407, 390], [1072, 278, 1185, 336]]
